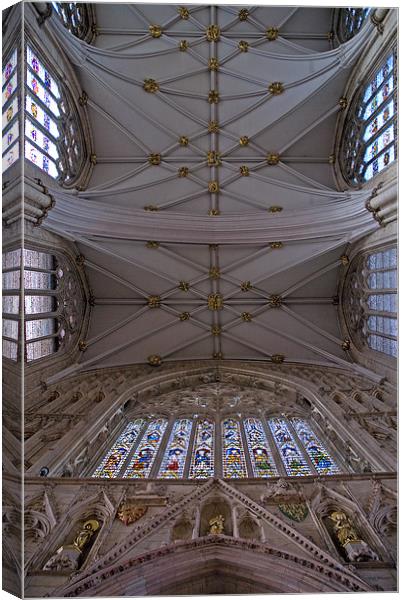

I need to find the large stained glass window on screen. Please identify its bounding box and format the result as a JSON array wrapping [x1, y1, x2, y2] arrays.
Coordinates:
[[92, 414, 342, 479], [124, 419, 168, 478], [341, 49, 397, 186], [2, 47, 19, 173], [268, 418, 312, 476], [189, 418, 215, 479], [244, 418, 278, 478], [337, 8, 370, 43], [158, 419, 192, 479], [222, 418, 247, 478], [291, 419, 340, 475], [52, 2, 92, 40], [24, 44, 84, 183], [92, 420, 144, 478]]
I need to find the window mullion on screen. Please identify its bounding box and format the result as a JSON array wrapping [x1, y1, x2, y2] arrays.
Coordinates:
[[183, 418, 198, 478], [150, 418, 174, 479], [261, 417, 287, 477], [286, 418, 318, 475], [239, 417, 255, 478]]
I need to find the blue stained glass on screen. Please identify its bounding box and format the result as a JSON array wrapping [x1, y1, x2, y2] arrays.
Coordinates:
[[367, 293, 397, 313], [222, 418, 248, 478], [369, 334, 397, 357], [3, 73, 17, 105], [158, 418, 192, 478], [25, 140, 58, 179], [189, 418, 214, 478], [244, 418, 278, 477], [92, 420, 145, 478], [26, 46, 60, 99], [25, 95, 59, 138], [268, 418, 311, 476], [291, 419, 340, 475], [124, 418, 167, 478], [2, 49, 17, 87]]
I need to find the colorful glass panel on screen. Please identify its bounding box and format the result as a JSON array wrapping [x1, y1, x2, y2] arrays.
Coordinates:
[[244, 418, 278, 478], [25, 118, 59, 160], [222, 418, 247, 478], [291, 419, 340, 475], [25, 94, 59, 138], [268, 418, 311, 476], [26, 46, 60, 100], [189, 418, 215, 479], [2, 144, 19, 171], [2, 49, 17, 87], [92, 420, 145, 478], [26, 69, 60, 117], [2, 121, 19, 151], [158, 419, 192, 478], [25, 140, 58, 178], [124, 419, 168, 478], [3, 73, 17, 106]]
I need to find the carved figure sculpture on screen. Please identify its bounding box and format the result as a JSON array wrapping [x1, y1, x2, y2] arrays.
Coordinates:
[[209, 514, 224, 535], [329, 510, 379, 562], [43, 519, 100, 572]]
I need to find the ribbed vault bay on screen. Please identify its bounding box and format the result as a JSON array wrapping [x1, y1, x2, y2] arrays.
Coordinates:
[[42, 5, 378, 375]]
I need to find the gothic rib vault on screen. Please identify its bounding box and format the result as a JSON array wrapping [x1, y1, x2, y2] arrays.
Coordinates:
[[37, 4, 384, 385]]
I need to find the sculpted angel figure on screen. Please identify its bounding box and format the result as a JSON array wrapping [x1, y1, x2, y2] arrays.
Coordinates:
[[209, 514, 225, 535]]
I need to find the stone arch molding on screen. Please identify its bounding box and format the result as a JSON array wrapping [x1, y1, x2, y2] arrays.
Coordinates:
[[55, 479, 371, 597]]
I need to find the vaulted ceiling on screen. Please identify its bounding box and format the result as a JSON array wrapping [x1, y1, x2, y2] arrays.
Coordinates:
[[41, 4, 378, 377]]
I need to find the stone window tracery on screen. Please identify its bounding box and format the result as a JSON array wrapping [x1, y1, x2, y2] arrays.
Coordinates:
[[25, 43, 85, 184], [51, 2, 92, 40], [340, 47, 397, 186], [91, 413, 341, 479], [344, 246, 397, 358], [2, 247, 85, 362]]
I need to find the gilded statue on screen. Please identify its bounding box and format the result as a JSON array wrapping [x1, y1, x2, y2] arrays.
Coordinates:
[[329, 511, 360, 547], [209, 514, 224, 535], [72, 519, 100, 553]]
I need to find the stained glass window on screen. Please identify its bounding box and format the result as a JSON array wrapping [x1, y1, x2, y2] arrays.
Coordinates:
[[268, 418, 312, 476], [24, 44, 84, 183], [244, 418, 278, 477], [341, 49, 397, 185], [291, 419, 340, 475], [52, 2, 92, 40], [92, 420, 145, 478], [158, 419, 193, 478], [2, 47, 19, 173], [337, 8, 370, 43], [124, 419, 168, 478], [189, 418, 215, 479], [222, 418, 248, 478]]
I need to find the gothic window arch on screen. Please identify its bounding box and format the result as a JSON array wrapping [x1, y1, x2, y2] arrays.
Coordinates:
[[2, 247, 86, 362], [343, 245, 397, 358], [340, 46, 397, 186], [51, 3, 93, 41], [91, 411, 341, 480], [336, 8, 371, 43], [24, 41, 86, 184]]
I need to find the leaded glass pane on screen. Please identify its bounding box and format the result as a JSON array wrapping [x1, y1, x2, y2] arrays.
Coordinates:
[[2, 339, 17, 360], [26, 46, 60, 100], [2, 49, 17, 86], [25, 295, 54, 315], [92, 420, 145, 478], [124, 419, 167, 478], [24, 270, 54, 290], [3, 295, 19, 314], [222, 418, 247, 478], [291, 419, 340, 475], [26, 94, 59, 138], [25, 140, 59, 179], [26, 318, 55, 340], [2, 144, 19, 171], [2, 96, 18, 129], [189, 418, 215, 479], [158, 419, 192, 479], [26, 338, 57, 361], [3, 249, 21, 269], [268, 418, 311, 476], [367, 315, 397, 337], [2, 121, 19, 151], [2, 318, 18, 340], [23, 249, 54, 269], [2, 270, 20, 289], [367, 293, 397, 313], [244, 418, 278, 478], [3, 72, 17, 106], [368, 334, 397, 357], [25, 118, 59, 160]]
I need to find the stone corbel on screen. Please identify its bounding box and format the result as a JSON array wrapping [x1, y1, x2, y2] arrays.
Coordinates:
[[371, 9, 389, 34], [35, 2, 53, 26]]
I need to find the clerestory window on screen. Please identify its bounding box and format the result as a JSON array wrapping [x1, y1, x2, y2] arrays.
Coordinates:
[[337, 8, 371, 43], [340, 48, 397, 186], [344, 246, 397, 358], [2, 247, 85, 363], [91, 414, 341, 479], [51, 2, 92, 41]]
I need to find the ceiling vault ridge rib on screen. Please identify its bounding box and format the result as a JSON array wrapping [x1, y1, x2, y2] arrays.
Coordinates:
[[281, 260, 342, 298], [84, 259, 150, 299], [85, 306, 150, 348], [280, 305, 343, 347]]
